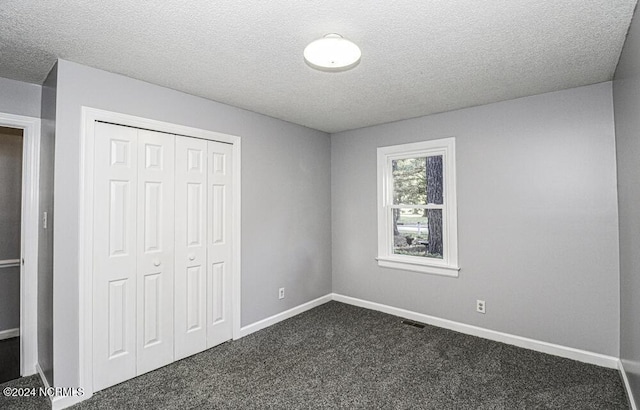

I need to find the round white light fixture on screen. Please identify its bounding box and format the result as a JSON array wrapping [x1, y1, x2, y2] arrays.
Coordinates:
[[303, 34, 361, 72]]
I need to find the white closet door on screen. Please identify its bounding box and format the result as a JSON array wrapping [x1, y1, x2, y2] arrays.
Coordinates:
[[93, 122, 138, 391], [207, 141, 233, 347], [136, 129, 175, 375], [93, 123, 234, 391], [174, 136, 208, 360]]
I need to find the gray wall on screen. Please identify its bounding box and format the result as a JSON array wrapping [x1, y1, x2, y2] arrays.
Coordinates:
[[0, 77, 41, 118], [38, 64, 57, 385], [0, 266, 20, 333], [613, 1, 640, 404], [0, 128, 23, 261], [0, 127, 22, 333], [332, 82, 619, 356], [52, 60, 331, 389]]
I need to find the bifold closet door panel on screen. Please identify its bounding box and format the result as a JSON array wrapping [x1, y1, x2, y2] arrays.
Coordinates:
[[136, 129, 176, 375], [174, 136, 208, 360], [92, 123, 235, 391], [93, 122, 139, 391], [207, 141, 233, 347]]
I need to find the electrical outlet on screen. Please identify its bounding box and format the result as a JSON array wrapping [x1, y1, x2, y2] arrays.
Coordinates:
[[279, 287, 285, 300], [476, 300, 486, 314]]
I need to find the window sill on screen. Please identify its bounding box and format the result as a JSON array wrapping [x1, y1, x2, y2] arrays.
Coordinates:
[[376, 256, 460, 277]]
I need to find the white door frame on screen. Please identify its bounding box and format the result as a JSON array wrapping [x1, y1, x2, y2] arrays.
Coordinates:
[[0, 112, 40, 377], [78, 107, 242, 398]]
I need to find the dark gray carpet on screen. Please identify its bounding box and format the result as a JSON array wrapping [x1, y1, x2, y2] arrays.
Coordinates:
[[0, 302, 630, 409], [0, 374, 49, 410]]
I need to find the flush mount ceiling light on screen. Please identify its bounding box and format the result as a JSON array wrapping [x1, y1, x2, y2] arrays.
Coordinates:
[[303, 33, 361, 72]]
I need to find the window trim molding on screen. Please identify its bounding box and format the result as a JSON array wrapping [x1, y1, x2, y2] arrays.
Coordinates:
[[376, 138, 459, 277]]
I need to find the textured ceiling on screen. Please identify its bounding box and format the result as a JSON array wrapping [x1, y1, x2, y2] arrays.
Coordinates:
[[0, 1, 637, 133]]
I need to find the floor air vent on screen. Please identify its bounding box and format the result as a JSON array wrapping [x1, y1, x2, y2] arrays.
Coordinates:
[[401, 319, 425, 329]]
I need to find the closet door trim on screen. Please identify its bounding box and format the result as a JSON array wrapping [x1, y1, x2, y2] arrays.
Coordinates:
[[79, 107, 242, 399]]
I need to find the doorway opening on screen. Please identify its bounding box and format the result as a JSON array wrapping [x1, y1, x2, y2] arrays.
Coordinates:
[[0, 126, 24, 384]]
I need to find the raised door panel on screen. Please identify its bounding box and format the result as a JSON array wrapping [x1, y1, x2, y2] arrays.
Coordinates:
[[136, 129, 175, 375], [93, 122, 138, 391], [207, 141, 233, 348], [174, 136, 208, 360]]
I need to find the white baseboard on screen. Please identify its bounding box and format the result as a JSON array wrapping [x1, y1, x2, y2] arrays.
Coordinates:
[[619, 360, 638, 410], [236, 294, 332, 339], [37, 363, 89, 410], [36, 363, 51, 390], [0, 328, 19, 340], [36, 362, 55, 409], [51, 394, 88, 410], [332, 293, 619, 369]]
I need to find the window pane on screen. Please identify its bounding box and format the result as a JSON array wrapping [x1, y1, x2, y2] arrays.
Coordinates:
[[392, 157, 426, 205], [426, 155, 443, 205], [393, 209, 443, 259], [392, 155, 443, 205]]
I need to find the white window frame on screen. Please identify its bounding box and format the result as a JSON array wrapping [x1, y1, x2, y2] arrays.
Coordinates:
[[376, 137, 459, 277]]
